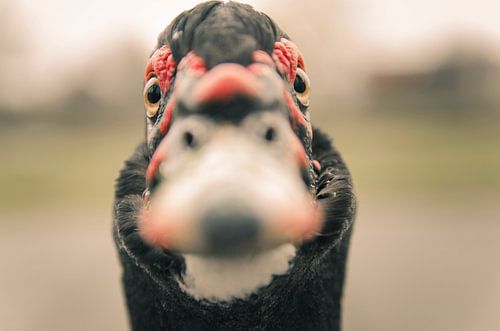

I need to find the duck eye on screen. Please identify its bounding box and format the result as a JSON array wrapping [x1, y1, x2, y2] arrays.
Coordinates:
[[147, 84, 161, 104], [144, 77, 162, 118], [294, 75, 307, 93], [293, 68, 310, 107]]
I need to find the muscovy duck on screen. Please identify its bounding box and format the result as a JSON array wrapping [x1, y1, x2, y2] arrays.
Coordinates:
[[114, 1, 356, 330]]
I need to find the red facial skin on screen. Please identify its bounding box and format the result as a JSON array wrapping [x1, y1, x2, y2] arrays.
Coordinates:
[[145, 138, 168, 185], [141, 40, 320, 248], [273, 38, 306, 84], [145, 40, 313, 193], [177, 51, 207, 75], [276, 202, 324, 243], [145, 38, 313, 183], [140, 199, 324, 250], [294, 135, 309, 168], [312, 160, 322, 172], [145, 40, 305, 96], [145, 46, 177, 93], [192, 64, 260, 104], [144, 39, 308, 142], [252, 50, 276, 67], [139, 207, 173, 249], [158, 96, 176, 136]]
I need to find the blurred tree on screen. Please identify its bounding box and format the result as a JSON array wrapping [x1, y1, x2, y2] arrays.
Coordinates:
[[369, 43, 500, 114], [259, 0, 368, 115]]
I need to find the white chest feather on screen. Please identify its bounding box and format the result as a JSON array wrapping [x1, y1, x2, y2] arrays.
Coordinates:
[[177, 243, 296, 302]]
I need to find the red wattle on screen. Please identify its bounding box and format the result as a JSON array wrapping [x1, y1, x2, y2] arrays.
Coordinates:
[[145, 140, 168, 184], [145, 46, 177, 93], [273, 39, 306, 84]]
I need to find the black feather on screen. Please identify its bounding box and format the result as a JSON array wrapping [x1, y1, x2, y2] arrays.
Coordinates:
[[157, 2, 280, 68]]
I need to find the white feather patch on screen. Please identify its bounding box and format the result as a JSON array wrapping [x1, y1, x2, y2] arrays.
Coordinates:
[[178, 243, 296, 302]]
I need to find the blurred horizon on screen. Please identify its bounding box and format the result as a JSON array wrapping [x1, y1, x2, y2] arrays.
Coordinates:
[[1, 1, 499, 331], [3, 0, 500, 109]]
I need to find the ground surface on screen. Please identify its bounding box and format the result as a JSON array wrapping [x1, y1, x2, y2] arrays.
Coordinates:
[[1, 115, 499, 331]]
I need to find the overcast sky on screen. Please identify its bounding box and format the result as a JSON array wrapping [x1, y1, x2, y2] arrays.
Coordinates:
[[9, 0, 500, 63], [3, 0, 500, 105]]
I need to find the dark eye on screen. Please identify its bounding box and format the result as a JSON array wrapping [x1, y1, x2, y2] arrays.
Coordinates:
[[264, 126, 276, 142], [293, 68, 310, 106], [144, 77, 162, 118], [147, 84, 161, 104], [294, 75, 307, 94]]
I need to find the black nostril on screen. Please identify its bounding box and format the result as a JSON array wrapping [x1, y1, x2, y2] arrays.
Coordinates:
[[202, 210, 260, 255], [264, 126, 276, 142], [183, 131, 196, 148]]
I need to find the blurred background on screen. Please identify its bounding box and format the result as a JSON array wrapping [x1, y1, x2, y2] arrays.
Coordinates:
[[0, 0, 499, 330]]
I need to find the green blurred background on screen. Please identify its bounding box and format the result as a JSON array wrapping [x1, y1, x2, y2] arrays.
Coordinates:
[[1, 0, 499, 330]]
